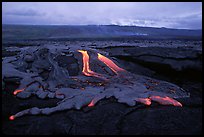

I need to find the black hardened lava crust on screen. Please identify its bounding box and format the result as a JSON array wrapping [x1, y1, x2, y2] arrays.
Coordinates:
[[2, 40, 202, 135]]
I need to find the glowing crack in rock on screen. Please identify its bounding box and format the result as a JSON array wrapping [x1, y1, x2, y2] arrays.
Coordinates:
[[2, 45, 189, 120]]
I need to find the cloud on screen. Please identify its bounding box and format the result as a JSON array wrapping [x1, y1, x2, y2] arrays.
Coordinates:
[[5, 9, 45, 16], [2, 2, 202, 29]]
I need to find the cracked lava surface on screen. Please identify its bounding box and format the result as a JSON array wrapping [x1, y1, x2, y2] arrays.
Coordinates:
[[2, 45, 189, 120]]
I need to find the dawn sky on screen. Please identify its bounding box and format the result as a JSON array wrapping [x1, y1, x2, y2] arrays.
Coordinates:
[[2, 2, 202, 29]]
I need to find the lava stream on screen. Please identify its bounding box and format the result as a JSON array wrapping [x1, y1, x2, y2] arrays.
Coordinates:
[[135, 96, 182, 107], [78, 50, 105, 79], [97, 53, 125, 74], [88, 100, 95, 107], [9, 115, 15, 121], [135, 98, 151, 105], [150, 96, 182, 107], [13, 88, 25, 95]]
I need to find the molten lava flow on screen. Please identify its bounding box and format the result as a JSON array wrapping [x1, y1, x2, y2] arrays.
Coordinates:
[[78, 50, 125, 79], [150, 96, 182, 107], [97, 53, 125, 74], [135, 98, 151, 106], [78, 50, 105, 79], [88, 100, 95, 107], [13, 88, 25, 95], [9, 115, 15, 121]]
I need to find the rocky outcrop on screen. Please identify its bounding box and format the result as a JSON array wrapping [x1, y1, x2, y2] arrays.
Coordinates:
[[101, 46, 202, 72]]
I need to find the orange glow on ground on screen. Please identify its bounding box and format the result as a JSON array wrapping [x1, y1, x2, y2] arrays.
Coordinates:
[[9, 115, 15, 121], [78, 50, 104, 78], [97, 53, 125, 74], [135, 98, 151, 105], [13, 88, 25, 95], [150, 96, 182, 107]]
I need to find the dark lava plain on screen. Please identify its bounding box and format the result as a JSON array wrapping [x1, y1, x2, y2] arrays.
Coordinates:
[[2, 39, 202, 135]]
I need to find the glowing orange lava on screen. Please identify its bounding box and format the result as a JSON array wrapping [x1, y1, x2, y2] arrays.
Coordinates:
[[13, 88, 25, 95], [135, 98, 151, 105], [78, 50, 104, 78], [88, 100, 95, 107], [150, 96, 182, 107], [98, 53, 125, 74], [78, 50, 125, 79], [9, 115, 15, 121]]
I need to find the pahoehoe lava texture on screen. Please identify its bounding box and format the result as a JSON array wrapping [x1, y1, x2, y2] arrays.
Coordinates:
[[2, 44, 190, 120]]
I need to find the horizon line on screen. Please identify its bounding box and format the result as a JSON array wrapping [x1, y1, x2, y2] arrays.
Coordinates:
[[2, 23, 202, 30]]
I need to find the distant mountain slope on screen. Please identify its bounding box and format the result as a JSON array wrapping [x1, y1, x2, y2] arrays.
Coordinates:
[[2, 24, 202, 41]]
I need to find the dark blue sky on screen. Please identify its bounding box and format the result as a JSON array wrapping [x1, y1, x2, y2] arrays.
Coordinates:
[[2, 2, 202, 29]]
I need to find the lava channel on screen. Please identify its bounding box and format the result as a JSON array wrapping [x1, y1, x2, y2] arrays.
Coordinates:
[[78, 50, 106, 79], [135, 98, 152, 105], [13, 88, 25, 95], [150, 96, 182, 107], [97, 53, 125, 75], [135, 96, 182, 107]]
